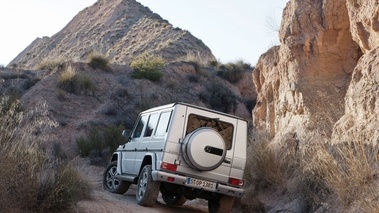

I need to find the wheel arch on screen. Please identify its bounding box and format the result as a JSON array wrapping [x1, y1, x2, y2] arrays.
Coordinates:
[[110, 152, 122, 175], [138, 153, 157, 175]]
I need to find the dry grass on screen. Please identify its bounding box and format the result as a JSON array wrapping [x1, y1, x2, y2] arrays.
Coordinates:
[[88, 52, 111, 71], [302, 141, 379, 211], [58, 65, 96, 95], [37, 58, 64, 71], [181, 50, 211, 66], [0, 96, 92, 212], [244, 134, 379, 212]]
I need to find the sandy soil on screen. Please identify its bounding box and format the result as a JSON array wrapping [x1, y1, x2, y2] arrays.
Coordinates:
[[74, 158, 209, 213]]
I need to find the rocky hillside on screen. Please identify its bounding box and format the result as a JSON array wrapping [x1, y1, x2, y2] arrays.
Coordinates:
[[1, 0, 255, 155], [9, 0, 215, 70], [253, 0, 379, 144]]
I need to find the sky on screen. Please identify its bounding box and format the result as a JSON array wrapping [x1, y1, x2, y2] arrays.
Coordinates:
[[0, 0, 287, 67]]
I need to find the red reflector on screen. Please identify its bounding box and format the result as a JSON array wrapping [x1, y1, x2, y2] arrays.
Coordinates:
[[167, 177, 175, 182], [161, 162, 177, 171], [229, 177, 244, 186]]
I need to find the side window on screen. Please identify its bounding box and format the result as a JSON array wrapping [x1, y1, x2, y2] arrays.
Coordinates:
[[155, 111, 172, 136], [132, 115, 148, 138], [144, 113, 159, 137]]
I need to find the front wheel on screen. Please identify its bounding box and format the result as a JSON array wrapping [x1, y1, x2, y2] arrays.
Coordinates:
[[103, 161, 131, 194], [162, 191, 187, 206], [208, 195, 235, 213], [136, 165, 160, 206]]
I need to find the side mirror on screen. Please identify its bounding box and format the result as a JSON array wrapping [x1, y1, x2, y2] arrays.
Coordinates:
[[122, 130, 131, 139]]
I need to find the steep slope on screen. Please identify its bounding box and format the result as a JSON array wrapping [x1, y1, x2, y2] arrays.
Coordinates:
[[253, 0, 362, 143], [9, 0, 215, 70], [332, 0, 379, 144], [8, 62, 252, 155]]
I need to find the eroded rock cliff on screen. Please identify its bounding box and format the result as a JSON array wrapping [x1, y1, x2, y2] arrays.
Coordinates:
[[333, 0, 379, 144], [252, 0, 376, 144]]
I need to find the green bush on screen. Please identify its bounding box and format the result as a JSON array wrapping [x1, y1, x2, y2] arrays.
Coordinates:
[[200, 83, 238, 113], [88, 53, 111, 71], [188, 74, 199, 82], [76, 125, 125, 161], [189, 61, 208, 77], [217, 60, 253, 83], [58, 65, 96, 95], [130, 53, 165, 81], [208, 60, 221, 67]]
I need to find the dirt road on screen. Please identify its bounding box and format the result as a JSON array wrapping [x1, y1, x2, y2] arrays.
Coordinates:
[[75, 158, 209, 213]]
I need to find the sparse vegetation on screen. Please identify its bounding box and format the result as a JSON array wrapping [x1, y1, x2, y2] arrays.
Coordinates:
[[23, 77, 41, 90], [88, 52, 111, 71], [37, 58, 64, 71], [182, 51, 211, 66], [188, 74, 200, 82], [208, 59, 221, 68], [181, 51, 210, 76], [199, 82, 238, 113], [58, 65, 96, 95], [244, 136, 379, 212], [76, 125, 125, 165], [130, 53, 165, 81], [217, 60, 252, 83], [0, 96, 91, 212]]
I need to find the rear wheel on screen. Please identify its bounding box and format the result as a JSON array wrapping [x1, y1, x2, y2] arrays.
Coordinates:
[[103, 161, 131, 194], [136, 165, 160, 206], [208, 195, 235, 213], [162, 191, 187, 206]]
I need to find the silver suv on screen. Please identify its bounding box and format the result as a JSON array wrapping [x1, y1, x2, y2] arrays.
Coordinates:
[[103, 102, 247, 213]]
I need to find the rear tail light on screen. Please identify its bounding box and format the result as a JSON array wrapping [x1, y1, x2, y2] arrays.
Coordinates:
[[229, 177, 244, 187], [161, 162, 177, 172]]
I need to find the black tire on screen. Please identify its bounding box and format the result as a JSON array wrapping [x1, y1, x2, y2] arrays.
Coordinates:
[[103, 161, 131, 194], [136, 165, 160, 207], [162, 191, 187, 206], [208, 196, 235, 213]]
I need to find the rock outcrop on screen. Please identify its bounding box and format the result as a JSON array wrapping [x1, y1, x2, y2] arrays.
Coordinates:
[[9, 0, 215, 69], [332, 0, 379, 144], [253, 0, 362, 143]]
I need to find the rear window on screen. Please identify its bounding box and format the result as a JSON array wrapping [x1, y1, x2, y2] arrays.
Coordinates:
[[186, 114, 234, 150]]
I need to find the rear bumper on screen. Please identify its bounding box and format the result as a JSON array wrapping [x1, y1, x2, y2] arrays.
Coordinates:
[[152, 170, 244, 198]]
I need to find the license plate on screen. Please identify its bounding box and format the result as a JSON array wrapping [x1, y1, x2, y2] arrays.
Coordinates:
[[186, 177, 216, 190]]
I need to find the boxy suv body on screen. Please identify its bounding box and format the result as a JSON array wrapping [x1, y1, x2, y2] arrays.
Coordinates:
[[103, 102, 247, 213]]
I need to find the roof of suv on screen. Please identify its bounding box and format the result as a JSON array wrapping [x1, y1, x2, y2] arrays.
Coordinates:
[[142, 102, 248, 121]]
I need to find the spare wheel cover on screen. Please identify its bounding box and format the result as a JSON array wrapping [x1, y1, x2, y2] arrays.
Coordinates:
[[182, 127, 226, 171]]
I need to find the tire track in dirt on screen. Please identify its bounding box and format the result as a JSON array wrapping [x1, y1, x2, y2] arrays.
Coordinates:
[[75, 158, 208, 213]]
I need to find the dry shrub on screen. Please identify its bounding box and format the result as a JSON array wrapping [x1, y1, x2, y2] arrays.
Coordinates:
[[58, 65, 96, 95], [181, 51, 210, 76], [302, 140, 379, 211], [37, 58, 64, 71], [88, 52, 111, 71], [245, 133, 379, 212], [182, 50, 211, 66], [0, 96, 91, 212], [245, 138, 285, 190]]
